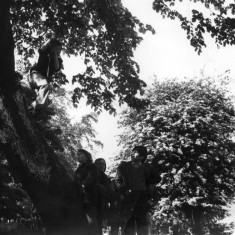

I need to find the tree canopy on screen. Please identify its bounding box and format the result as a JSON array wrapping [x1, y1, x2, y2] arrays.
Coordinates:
[[118, 76, 235, 234], [10, 0, 235, 113], [10, 0, 154, 113]]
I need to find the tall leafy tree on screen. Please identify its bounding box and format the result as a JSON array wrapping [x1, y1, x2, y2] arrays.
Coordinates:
[[2, 0, 235, 233], [118, 76, 235, 235]]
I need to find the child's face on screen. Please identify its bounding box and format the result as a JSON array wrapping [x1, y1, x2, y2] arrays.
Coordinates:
[[77, 153, 88, 164], [96, 160, 106, 172], [131, 150, 143, 163]]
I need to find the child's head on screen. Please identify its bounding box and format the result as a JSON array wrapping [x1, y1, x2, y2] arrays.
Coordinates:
[[77, 149, 93, 164], [131, 146, 147, 163], [94, 158, 106, 172], [47, 39, 62, 57]]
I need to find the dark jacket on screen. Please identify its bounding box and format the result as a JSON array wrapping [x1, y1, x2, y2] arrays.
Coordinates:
[[115, 161, 161, 194], [97, 170, 117, 203], [31, 48, 63, 78], [96, 170, 118, 234], [114, 161, 161, 229], [74, 163, 98, 205]]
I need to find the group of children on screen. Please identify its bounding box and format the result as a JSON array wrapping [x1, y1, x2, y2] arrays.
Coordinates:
[[74, 147, 161, 235], [20, 38, 161, 235]]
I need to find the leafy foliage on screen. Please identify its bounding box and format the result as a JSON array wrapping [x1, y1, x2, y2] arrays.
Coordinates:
[[0, 152, 36, 221], [118, 76, 235, 234], [9, 0, 235, 112], [34, 88, 103, 168], [153, 0, 235, 54], [10, 0, 235, 112], [10, 0, 153, 113], [0, 86, 103, 221]]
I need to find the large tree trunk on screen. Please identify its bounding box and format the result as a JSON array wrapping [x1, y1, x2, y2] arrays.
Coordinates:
[[0, 1, 87, 234]]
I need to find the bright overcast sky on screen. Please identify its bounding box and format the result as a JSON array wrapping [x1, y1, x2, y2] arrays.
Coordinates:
[[123, 0, 235, 81]]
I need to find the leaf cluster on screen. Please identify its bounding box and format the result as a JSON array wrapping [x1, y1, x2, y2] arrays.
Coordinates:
[[10, 0, 152, 112], [153, 0, 235, 54]]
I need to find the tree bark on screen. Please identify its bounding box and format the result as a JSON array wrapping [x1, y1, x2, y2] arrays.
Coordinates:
[[0, 1, 87, 234], [0, 0, 15, 85]]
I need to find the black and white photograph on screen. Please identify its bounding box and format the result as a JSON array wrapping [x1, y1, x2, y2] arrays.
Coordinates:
[[0, 0, 235, 234]]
